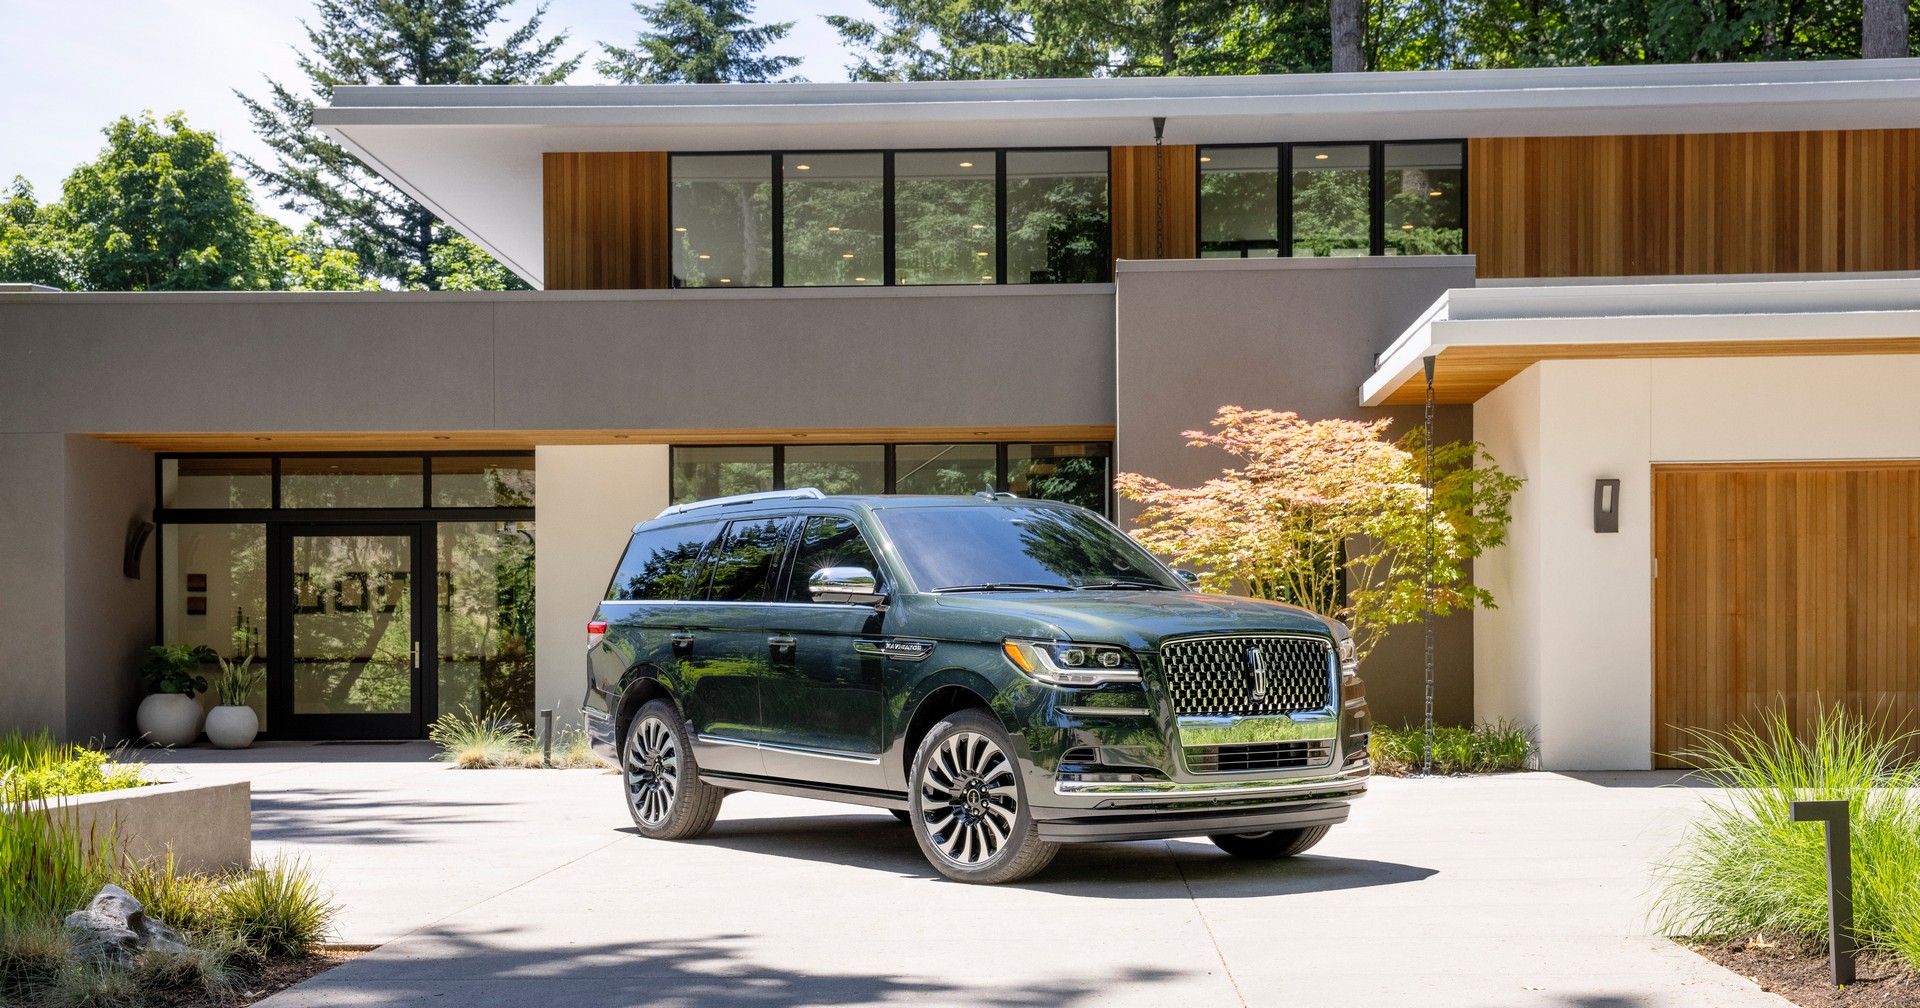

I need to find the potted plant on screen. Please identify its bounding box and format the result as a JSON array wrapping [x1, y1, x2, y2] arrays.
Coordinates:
[[136, 643, 214, 746], [205, 644, 265, 749]]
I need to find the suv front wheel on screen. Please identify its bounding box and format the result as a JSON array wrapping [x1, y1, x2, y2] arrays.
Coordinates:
[[908, 709, 1058, 884], [622, 699, 724, 840]]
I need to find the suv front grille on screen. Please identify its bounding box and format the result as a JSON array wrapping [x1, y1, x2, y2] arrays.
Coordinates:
[[1160, 635, 1333, 717], [1185, 740, 1333, 773]]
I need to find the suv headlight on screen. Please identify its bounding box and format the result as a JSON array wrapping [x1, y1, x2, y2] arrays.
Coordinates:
[[1002, 639, 1142, 687], [1337, 635, 1359, 679]]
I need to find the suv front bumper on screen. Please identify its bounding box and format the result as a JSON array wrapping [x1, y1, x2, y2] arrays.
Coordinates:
[[1029, 764, 1368, 843]]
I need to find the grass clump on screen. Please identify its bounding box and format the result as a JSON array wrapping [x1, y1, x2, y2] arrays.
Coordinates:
[[216, 856, 336, 958], [428, 706, 605, 769], [1368, 719, 1537, 775], [1655, 705, 1920, 971]]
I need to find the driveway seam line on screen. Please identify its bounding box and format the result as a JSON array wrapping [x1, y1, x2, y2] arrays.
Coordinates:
[[1165, 840, 1248, 1008]]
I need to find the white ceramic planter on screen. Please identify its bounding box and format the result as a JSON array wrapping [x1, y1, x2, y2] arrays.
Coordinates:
[[203, 705, 259, 749], [135, 693, 203, 747]]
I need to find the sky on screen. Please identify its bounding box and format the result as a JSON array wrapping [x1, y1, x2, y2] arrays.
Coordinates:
[[0, 0, 878, 223]]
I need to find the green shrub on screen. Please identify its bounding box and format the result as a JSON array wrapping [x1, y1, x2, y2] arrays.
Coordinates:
[[1368, 720, 1537, 775], [1654, 705, 1920, 971], [0, 731, 146, 804], [428, 705, 533, 769], [215, 856, 335, 958], [117, 853, 227, 937]]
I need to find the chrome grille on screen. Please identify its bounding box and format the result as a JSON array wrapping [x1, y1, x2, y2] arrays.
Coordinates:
[[1185, 740, 1333, 773], [1160, 635, 1333, 717]]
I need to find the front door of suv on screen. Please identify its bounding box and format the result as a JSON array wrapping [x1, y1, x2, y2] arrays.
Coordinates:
[[758, 514, 889, 792]]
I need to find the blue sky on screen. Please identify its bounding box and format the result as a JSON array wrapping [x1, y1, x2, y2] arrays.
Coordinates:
[[0, 0, 877, 223]]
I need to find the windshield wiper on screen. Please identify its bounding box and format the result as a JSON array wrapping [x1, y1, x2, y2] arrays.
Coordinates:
[[930, 582, 1075, 593], [1073, 580, 1172, 591]]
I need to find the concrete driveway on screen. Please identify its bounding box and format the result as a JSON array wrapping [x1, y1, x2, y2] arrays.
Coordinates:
[[145, 745, 1786, 1008]]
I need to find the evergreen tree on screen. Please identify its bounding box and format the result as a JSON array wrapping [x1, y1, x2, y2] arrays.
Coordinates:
[[236, 0, 580, 288], [597, 0, 801, 83]]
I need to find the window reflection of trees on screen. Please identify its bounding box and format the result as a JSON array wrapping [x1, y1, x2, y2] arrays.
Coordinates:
[[291, 535, 413, 715], [610, 522, 722, 602], [438, 523, 536, 725]]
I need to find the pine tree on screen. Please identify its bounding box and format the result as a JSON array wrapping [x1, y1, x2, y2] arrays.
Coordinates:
[[597, 0, 801, 83], [236, 0, 581, 288]]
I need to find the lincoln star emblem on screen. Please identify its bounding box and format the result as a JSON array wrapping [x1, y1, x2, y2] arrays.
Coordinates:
[[1246, 647, 1268, 701]]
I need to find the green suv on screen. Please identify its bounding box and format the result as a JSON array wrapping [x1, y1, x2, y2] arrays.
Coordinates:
[[583, 490, 1369, 884]]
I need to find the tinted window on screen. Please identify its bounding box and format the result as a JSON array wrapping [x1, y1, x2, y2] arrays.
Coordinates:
[[876, 506, 1180, 592], [704, 517, 794, 602], [606, 520, 721, 601], [781, 516, 882, 602]]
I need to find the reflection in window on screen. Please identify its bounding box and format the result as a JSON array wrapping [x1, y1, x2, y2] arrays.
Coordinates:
[[437, 522, 536, 724], [671, 446, 773, 504], [280, 457, 424, 508], [894, 151, 996, 285], [705, 517, 792, 602], [784, 444, 884, 495], [783, 516, 881, 602], [1198, 147, 1280, 258], [671, 154, 773, 288], [161, 524, 268, 727], [783, 153, 883, 286], [1006, 150, 1110, 284], [1384, 143, 1463, 256], [432, 456, 534, 508], [1008, 443, 1110, 512], [1292, 145, 1371, 257], [896, 444, 997, 496], [609, 521, 720, 602], [162, 458, 271, 508]]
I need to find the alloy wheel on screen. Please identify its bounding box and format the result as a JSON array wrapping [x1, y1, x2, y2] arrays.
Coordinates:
[[917, 730, 1019, 866], [625, 715, 680, 827]]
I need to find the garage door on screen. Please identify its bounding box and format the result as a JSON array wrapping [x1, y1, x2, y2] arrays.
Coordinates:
[[1652, 463, 1920, 769]]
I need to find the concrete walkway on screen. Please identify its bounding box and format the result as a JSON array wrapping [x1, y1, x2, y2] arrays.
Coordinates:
[[144, 744, 1787, 1008]]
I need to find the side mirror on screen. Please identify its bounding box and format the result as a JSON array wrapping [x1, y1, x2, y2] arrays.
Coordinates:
[[1175, 569, 1201, 587], [808, 566, 885, 605]]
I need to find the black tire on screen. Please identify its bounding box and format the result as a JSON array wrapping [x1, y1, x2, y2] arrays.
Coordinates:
[[1207, 825, 1330, 860], [621, 699, 724, 840], [887, 808, 913, 824], [908, 709, 1058, 884]]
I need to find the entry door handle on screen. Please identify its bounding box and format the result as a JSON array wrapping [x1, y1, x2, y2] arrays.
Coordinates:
[[411, 642, 420, 669], [768, 635, 797, 654]]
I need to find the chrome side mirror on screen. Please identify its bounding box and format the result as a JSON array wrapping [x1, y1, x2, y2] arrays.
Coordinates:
[[1175, 569, 1201, 586], [808, 566, 885, 605]]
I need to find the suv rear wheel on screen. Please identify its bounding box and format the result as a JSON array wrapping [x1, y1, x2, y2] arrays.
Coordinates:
[[908, 709, 1058, 884], [1207, 825, 1329, 859], [623, 699, 724, 840]]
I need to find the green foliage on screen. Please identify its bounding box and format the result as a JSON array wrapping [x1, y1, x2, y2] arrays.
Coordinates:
[[214, 656, 264, 709], [1368, 720, 1537, 774], [216, 856, 337, 958], [0, 749, 146, 805], [236, 0, 576, 287], [0, 179, 78, 288], [429, 705, 534, 768], [1655, 705, 1920, 971], [0, 801, 114, 928], [599, 0, 801, 83], [117, 853, 228, 938], [250, 220, 380, 291], [408, 232, 527, 291], [139, 644, 215, 697]]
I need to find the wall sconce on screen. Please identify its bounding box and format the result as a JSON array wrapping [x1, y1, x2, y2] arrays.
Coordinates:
[[1593, 479, 1620, 533]]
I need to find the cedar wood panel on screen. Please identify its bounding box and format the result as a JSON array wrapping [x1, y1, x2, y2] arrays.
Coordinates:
[[1470, 131, 1920, 278], [1110, 145, 1198, 262], [543, 152, 671, 290], [1652, 464, 1920, 768]]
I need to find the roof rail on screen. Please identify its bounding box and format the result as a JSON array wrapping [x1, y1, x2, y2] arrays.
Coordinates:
[[647, 487, 826, 524]]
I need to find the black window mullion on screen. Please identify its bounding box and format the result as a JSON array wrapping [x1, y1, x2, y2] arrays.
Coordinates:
[[1458, 139, 1471, 255], [1277, 145, 1293, 258], [995, 443, 1009, 495], [773, 444, 786, 490], [883, 445, 896, 494], [1369, 141, 1386, 257], [771, 154, 785, 288], [271, 457, 282, 509], [995, 150, 1008, 285], [421, 456, 433, 508], [883, 152, 897, 286]]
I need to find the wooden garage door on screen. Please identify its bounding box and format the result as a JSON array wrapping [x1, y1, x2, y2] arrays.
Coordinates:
[[1653, 463, 1920, 768]]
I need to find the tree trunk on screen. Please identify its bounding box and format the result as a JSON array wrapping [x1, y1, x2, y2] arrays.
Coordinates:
[[1863, 0, 1909, 58], [1331, 0, 1364, 72]]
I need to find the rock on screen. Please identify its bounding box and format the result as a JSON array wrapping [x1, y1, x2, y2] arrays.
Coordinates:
[[63, 883, 188, 969]]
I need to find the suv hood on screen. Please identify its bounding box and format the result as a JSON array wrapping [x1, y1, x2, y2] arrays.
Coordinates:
[[919, 591, 1335, 650]]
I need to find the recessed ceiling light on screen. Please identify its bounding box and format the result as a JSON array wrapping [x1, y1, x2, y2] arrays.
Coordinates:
[[1429, 190, 1443, 197], [826, 226, 841, 232], [971, 223, 985, 230], [958, 161, 974, 167], [980, 274, 992, 280], [1401, 223, 1415, 230], [674, 226, 687, 232], [1314, 153, 1329, 160], [842, 253, 854, 259], [719, 278, 732, 283], [253, 436, 272, 441], [1199, 156, 1212, 163], [854, 277, 866, 282], [698, 254, 711, 259], [795, 164, 811, 170], [976, 251, 989, 256], [433, 435, 451, 441], [613, 434, 630, 439]]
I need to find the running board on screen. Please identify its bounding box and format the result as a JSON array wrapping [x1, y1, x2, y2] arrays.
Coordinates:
[[700, 771, 909, 811]]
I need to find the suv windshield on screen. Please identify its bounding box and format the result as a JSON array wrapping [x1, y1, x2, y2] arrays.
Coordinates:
[[876, 505, 1183, 593]]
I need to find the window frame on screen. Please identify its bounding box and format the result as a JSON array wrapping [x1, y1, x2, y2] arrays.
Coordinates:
[[667, 442, 1116, 517], [1195, 139, 1468, 259]]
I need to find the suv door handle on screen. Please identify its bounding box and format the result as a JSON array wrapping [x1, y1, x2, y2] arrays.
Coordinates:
[[669, 631, 695, 652], [767, 636, 797, 653]]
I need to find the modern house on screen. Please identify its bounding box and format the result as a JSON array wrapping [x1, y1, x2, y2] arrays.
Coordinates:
[[5, 59, 1919, 769]]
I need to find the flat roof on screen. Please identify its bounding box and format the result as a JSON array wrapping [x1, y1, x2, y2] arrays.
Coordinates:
[[1363, 275, 1920, 406], [315, 60, 1920, 289]]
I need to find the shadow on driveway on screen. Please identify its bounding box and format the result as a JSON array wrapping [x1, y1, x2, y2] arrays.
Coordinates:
[[253, 787, 516, 845]]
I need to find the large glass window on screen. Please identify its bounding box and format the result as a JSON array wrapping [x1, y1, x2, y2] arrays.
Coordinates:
[[783, 444, 885, 495], [703, 517, 793, 602], [1006, 150, 1110, 284], [780, 516, 882, 602], [280, 457, 425, 508], [895, 444, 998, 496], [1291, 145, 1372, 257], [436, 522, 536, 725], [432, 456, 535, 508], [161, 524, 268, 727], [608, 520, 721, 602], [1198, 147, 1280, 258], [1008, 443, 1110, 512], [162, 458, 271, 509], [782, 153, 884, 286], [894, 151, 997, 285], [671, 154, 773, 287], [1384, 143, 1464, 256], [670, 446, 774, 504], [669, 442, 1115, 515]]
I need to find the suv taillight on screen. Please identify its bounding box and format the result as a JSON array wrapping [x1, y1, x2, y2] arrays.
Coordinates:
[[587, 619, 608, 648]]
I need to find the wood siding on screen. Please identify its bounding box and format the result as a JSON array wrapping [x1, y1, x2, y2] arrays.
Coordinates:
[[543, 152, 671, 290], [1470, 131, 1920, 278], [1111, 145, 1197, 263], [1652, 463, 1920, 768]]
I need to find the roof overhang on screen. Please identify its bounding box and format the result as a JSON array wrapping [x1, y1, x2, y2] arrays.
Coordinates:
[[314, 60, 1920, 291], [1363, 275, 1920, 406]]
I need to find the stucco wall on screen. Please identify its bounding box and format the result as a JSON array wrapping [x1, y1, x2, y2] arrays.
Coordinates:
[[1472, 353, 1920, 770], [0, 435, 69, 736], [533, 445, 671, 730], [1113, 256, 1481, 729], [1470, 367, 1544, 737], [62, 436, 158, 743]]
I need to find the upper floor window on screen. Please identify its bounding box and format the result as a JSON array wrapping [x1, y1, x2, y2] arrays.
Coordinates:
[[671, 150, 1111, 288], [1199, 141, 1464, 259]]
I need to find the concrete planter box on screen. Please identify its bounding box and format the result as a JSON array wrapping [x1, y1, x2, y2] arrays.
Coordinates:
[[22, 779, 251, 875]]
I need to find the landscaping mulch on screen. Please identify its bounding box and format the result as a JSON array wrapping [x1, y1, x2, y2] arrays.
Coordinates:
[[1689, 934, 1920, 1007], [146, 948, 364, 1008]]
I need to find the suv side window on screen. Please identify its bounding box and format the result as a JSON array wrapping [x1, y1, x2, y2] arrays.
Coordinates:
[[607, 519, 722, 601], [702, 516, 795, 602], [779, 515, 882, 602]]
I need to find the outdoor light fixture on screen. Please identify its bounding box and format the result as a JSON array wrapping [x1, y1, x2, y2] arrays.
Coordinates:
[[1594, 478, 1621, 533]]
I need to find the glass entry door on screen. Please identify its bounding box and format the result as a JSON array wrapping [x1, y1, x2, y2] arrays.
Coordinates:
[[271, 524, 432, 739]]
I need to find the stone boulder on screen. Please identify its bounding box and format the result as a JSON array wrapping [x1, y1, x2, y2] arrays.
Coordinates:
[[62, 883, 188, 969]]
